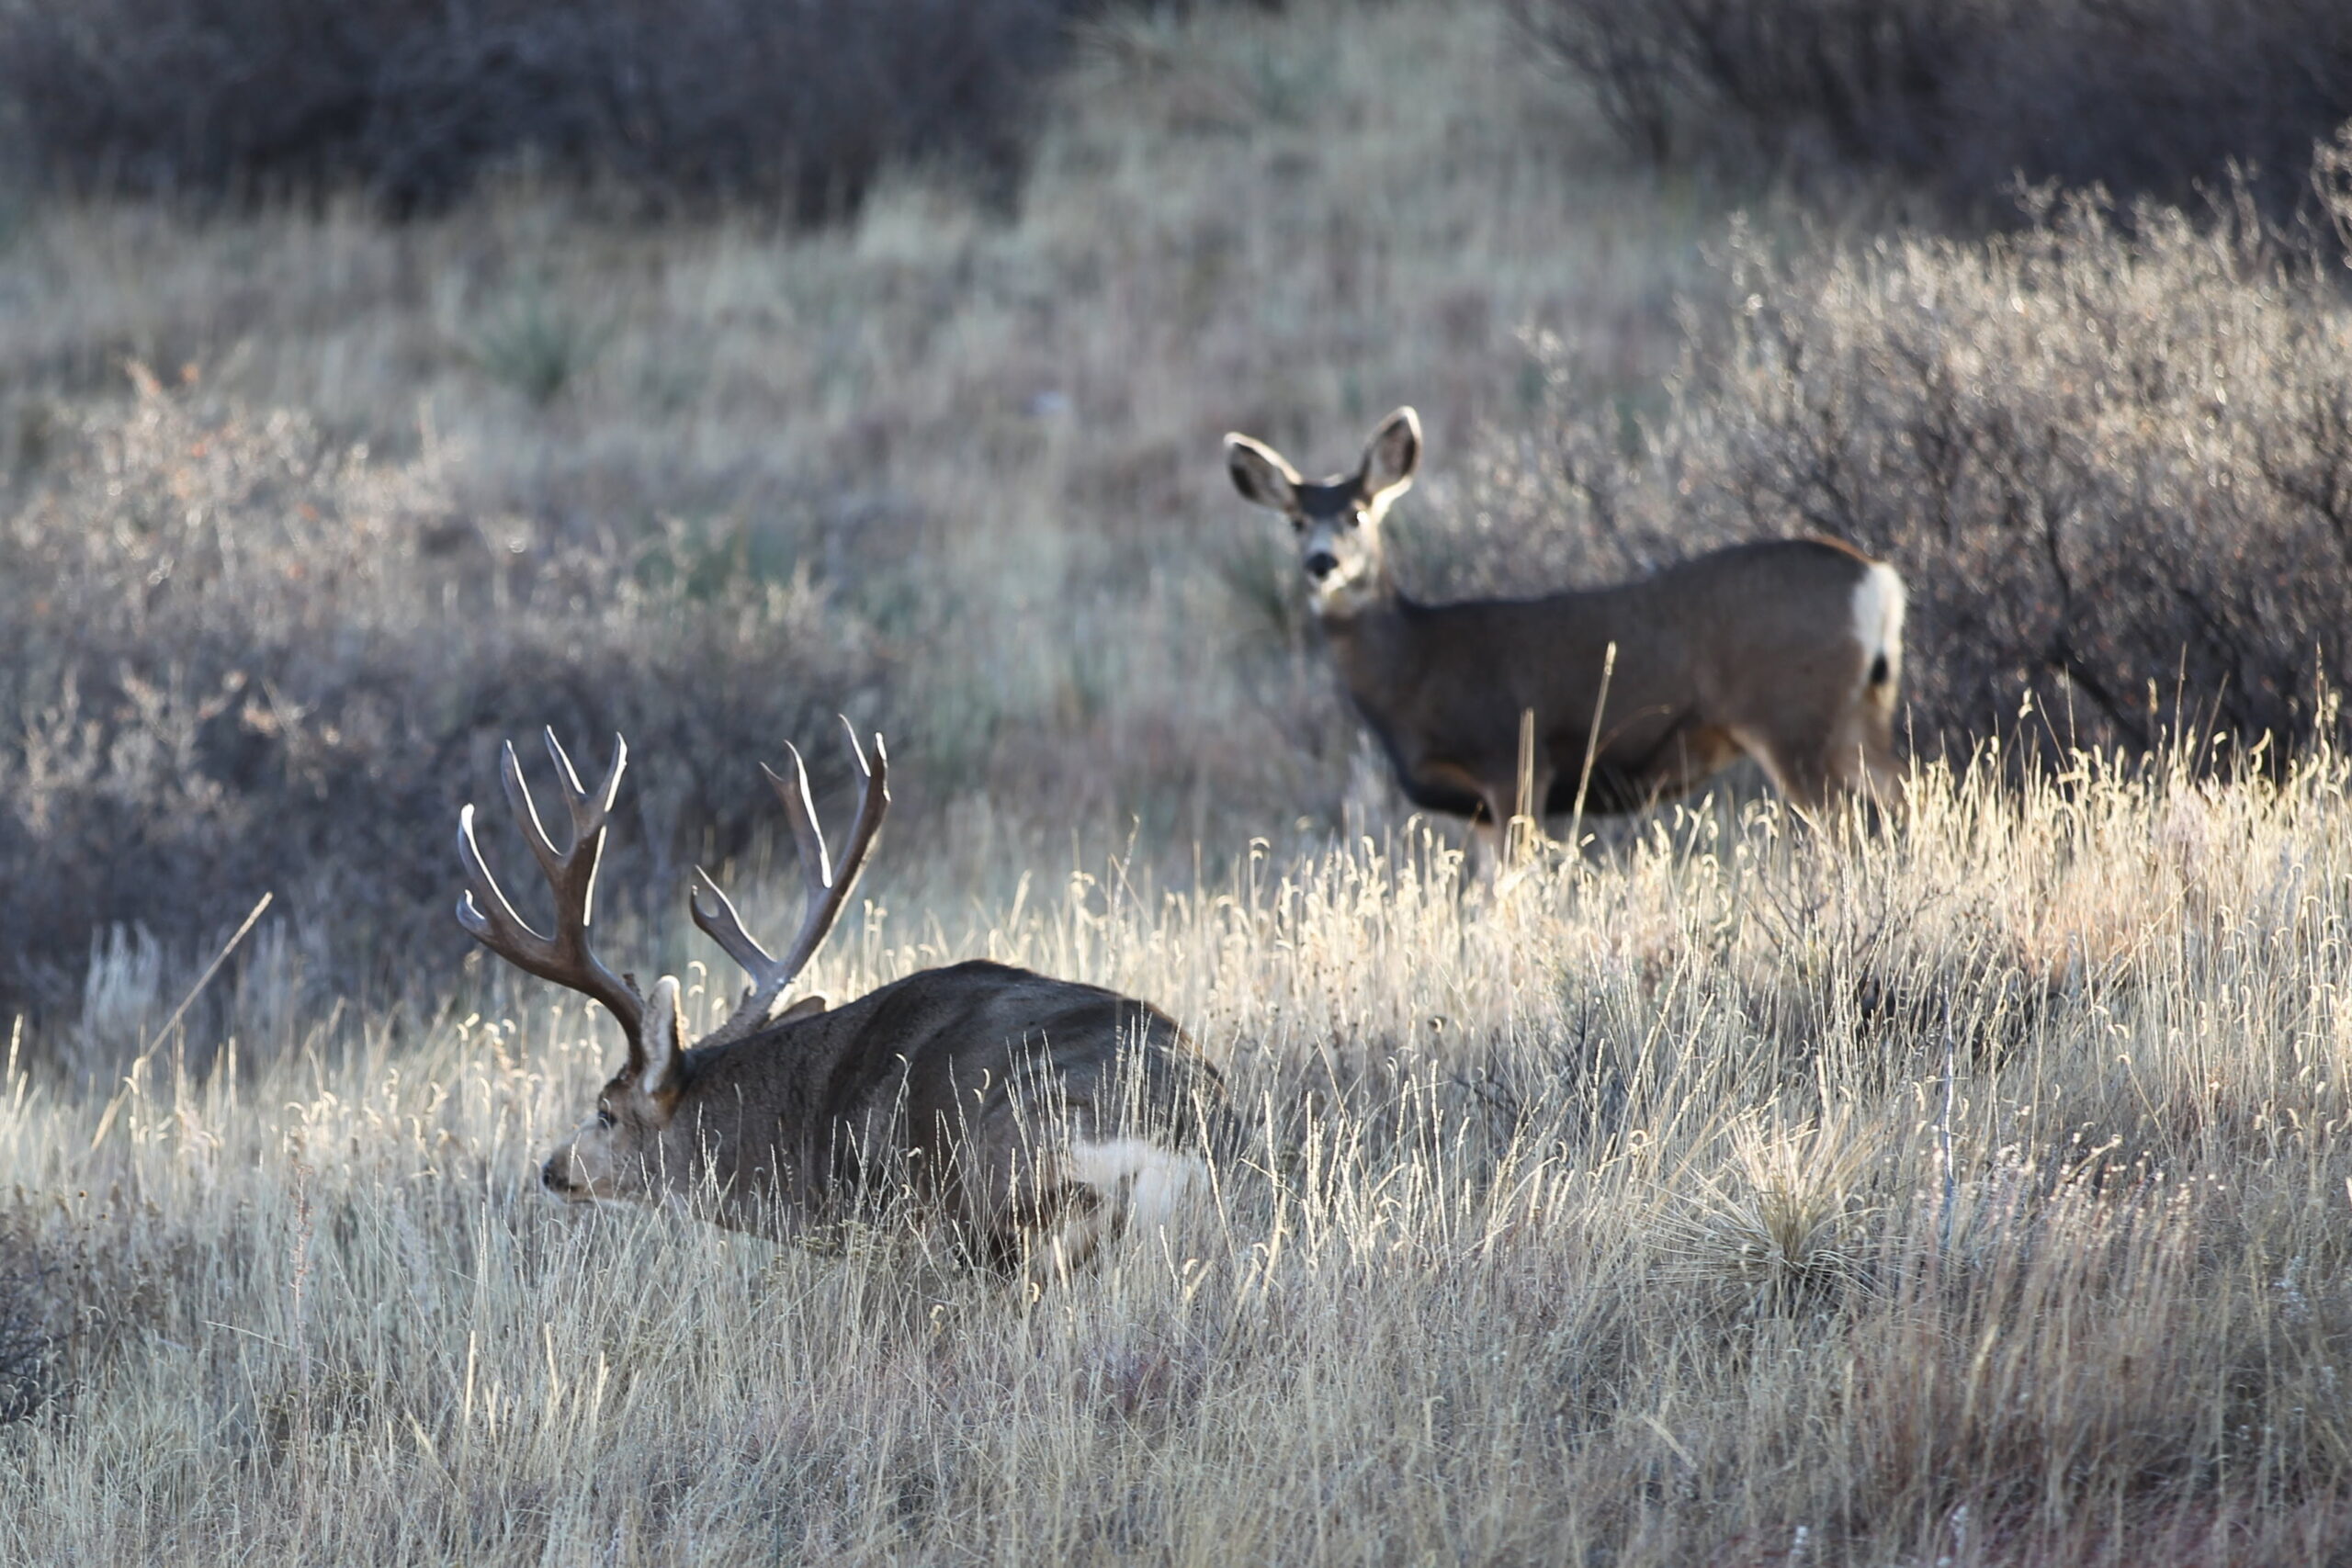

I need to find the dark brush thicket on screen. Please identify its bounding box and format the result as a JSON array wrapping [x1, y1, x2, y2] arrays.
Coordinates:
[[0, 372, 885, 1014], [0, 0, 1102, 217], [1509, 0, 2352, 220], [1428, 170, 2352, 767]]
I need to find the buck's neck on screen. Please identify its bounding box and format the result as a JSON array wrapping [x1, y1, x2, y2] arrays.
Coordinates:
[[658, 1021, 843, 1233]]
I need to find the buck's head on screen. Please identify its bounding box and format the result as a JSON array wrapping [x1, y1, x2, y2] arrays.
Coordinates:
[[1226, 406, 1421, 619], [456, 726, 886, 1210], [538, 975, 690, 1201]]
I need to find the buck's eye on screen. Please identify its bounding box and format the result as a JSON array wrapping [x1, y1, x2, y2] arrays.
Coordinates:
[[595, 1106, 616, 1130], [1346, 510, 1365, 529]]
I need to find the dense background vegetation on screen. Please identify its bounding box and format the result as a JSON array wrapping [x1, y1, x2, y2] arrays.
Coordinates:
[[0, 0, 1102, 217], [3, 0, 2350, 1015], [1509, 0, 2352, 220]]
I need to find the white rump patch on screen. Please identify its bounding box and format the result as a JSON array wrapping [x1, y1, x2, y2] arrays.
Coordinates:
[[1849, 562, 1907, 688], [1069, 1136, 1208, 1231]]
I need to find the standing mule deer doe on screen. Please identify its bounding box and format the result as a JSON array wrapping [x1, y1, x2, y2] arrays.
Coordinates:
[[1226, 407, 1906, 835], [458, 725, 1227, 1279]]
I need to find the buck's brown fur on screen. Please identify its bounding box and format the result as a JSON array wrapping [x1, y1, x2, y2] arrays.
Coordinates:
[[1226, 407, 1905, 826], [459, 729, 1227, 1280], [546, 962, 1222, 1271]]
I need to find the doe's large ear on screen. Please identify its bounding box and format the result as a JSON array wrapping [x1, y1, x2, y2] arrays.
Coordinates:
[[1357, 406, 1421, 503], [1226, 433, 1303, 513], [631, 975, 688, 1098]]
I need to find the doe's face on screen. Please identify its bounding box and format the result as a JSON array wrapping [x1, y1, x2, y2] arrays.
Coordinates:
[[1225, 406, 1422, 621], [1288, 480, 1389, 617]]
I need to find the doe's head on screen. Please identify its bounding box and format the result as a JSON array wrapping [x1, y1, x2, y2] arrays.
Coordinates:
[[1225, 405, 1421, 617]]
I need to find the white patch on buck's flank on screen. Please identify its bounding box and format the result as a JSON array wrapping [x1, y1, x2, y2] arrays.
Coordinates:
[[1850, 561, 1907, 688], [1069, 1136, 1207, 1230]]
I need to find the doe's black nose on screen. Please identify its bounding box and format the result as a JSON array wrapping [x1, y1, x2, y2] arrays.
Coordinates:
[[1305, 550, 1339, 581], [541, 1158, 571, 1193]]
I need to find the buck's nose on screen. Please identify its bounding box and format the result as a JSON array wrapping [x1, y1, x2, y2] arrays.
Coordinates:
[[1304, 549, 1339, 581], [541, 1157, 573, 1195]]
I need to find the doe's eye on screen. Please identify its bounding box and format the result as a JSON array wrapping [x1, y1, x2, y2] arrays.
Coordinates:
[[595, 1106, 616, 1130]]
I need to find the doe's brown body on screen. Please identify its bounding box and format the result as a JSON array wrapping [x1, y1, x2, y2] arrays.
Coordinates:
[[1227, 407, 1905, 827]]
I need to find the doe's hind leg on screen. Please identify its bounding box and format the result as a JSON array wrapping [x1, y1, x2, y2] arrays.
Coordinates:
[[1731, 723, 1838, 818], [1855, 696, 1905, 803], [1815, 691, 1905, 818]]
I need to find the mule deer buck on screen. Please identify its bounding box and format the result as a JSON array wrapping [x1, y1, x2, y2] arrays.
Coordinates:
[[458, 725, 1227, 1277], [1226, 407, 1905, 837]]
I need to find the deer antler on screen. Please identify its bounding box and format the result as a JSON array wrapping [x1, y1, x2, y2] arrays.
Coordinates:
[[457, 730, 644, 1040], [692, 719, 889, 1047]]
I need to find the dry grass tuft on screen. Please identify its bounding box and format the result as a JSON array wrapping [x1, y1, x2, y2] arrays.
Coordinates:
[[1662, 1110, 1883, 1320]]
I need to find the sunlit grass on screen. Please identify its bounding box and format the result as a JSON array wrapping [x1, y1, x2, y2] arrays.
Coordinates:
[[6, 746, 2349, 1564]]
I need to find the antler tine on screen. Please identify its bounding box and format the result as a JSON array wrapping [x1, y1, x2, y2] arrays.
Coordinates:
[[773, 720, 889, 977], [695, 722, 890, 1046], [688, 867, 777, 978], [772, 741, 832, 894], [456, 733, 643, 1039]]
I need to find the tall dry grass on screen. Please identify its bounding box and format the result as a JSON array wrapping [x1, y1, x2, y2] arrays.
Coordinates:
[[5, 750, 2351, 1564]]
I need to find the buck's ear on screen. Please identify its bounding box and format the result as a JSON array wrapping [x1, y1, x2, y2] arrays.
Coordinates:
[[632, 975, 688, 1097], [1226, 433, 1303, 513], [1357, 406, 1421, 504]]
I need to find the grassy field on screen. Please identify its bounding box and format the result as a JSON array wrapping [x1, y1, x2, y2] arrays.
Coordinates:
[[0, 0, 1724, 839], [0, 0, 1758, 1009], [5, 0, 2352, 1562], [9, 753, 2352, 1564]]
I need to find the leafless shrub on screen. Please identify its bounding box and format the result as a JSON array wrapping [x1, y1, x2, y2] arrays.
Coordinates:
[[0, 0, 1095, 218], [1508, 0, 2352, 220], [0, 369, 882, 1016], [1445, 175, 2352, 762]]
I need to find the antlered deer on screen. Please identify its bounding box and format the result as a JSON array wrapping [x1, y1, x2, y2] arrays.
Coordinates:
[[1226, 407, 1905, 831], [458, 726, 1227, 1277]]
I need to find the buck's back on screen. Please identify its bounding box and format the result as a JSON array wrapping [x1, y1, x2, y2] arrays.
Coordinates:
[[684, 958, 1225, 1153]]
